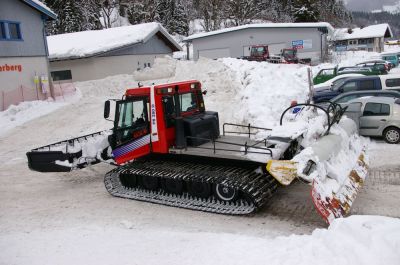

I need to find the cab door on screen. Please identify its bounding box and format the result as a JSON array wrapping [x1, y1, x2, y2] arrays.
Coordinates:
[[359, 102, 391, 136], [111, 96, 151, 164]]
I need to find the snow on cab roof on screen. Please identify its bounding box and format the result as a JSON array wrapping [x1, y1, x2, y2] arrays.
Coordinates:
[[332, 23, 393, 41], [184, 22, 334, 41], [47, 22, 182, 61], [21, 0, 57, 20]]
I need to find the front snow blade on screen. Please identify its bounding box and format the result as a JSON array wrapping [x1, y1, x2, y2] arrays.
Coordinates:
[[27, 150, 78, 172], [311, 152, 368, 224]]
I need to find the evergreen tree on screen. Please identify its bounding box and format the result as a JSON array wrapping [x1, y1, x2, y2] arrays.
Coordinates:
[[41, 0, 356, 36], [170, 1, 189, 35], [225, 0, 259, 26], [77, 0, 103, 31], [293, 0, 319, 22], [44, 0, 83, 34]]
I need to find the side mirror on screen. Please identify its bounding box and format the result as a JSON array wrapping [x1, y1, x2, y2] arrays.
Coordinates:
[[104, 100, 110, 119], [202, 90, 207, 95]]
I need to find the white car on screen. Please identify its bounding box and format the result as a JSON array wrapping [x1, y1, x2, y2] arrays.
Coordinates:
[[314, 73, 364, 90]]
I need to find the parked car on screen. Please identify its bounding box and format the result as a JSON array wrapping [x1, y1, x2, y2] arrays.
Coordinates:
[[381, 53, 399, 67], [380, 74, 400, 92], [313, 66, 371, 85], [330, 90, 400, 107], [314, 73, 364, 90], [356, 61, 389, 74], [313, 76, 382, 103], [344, 97, 400, 144], [313, 75, 400, 103], [337, 66, 379, 75]]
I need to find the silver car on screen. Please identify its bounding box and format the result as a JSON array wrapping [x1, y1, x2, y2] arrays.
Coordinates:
[[344, 97, 400, 144], [331, 90, 400, 107]]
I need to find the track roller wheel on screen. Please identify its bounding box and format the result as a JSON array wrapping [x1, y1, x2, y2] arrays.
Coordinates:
[[214, 184, 238, 202], [141, 176, 159, 190], [188, 181, 211, 198], [163, 179, 183, 195], [119, 172, 138, 188]]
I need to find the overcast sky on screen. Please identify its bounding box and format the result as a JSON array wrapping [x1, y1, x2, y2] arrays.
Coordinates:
[[345, 0, 398, 11]]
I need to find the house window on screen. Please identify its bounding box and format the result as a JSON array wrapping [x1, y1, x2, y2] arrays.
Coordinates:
[[8, 23, 21, 39], [0, 22, 5, 40], [51, 70, 72, 81], [0, 20, 22, 41]]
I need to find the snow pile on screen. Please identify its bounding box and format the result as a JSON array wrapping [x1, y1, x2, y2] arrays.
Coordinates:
[[0, 100, 68, 137], [331, 50, 381, 67], [74, 74, 138, 98], [133, 56, 177, 81], [1, 215, 399, 265]]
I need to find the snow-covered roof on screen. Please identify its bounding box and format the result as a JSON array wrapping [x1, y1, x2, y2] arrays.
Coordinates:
[[184, 22, 334, 41], [20, 0, 57, 20], [47, 22, 182, 61], [332, 24, 393, 41]]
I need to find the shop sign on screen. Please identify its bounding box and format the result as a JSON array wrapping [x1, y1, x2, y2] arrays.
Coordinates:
[[0, 64, 22, 72]]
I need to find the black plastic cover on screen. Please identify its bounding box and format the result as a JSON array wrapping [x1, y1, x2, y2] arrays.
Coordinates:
[[183, 111, 220, 146]]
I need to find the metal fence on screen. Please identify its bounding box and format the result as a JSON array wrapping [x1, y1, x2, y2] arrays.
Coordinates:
[[1, 81, 76, 111]]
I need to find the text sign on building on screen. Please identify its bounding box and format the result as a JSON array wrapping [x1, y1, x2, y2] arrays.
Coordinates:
[[292, 40, 304, 49], [0, 64, 22, 72], [292, 40, 312, 49]]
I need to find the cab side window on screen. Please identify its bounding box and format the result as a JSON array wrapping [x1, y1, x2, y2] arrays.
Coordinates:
[[162, 96, 175, 128]]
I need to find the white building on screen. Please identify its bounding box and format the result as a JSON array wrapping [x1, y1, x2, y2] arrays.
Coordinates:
[[183, 22, 334, 64], [48, 22, 182, 82], [332, 24, 393, 52]]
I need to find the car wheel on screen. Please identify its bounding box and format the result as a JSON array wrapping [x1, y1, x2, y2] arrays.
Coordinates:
[[383, 127, 400, 144]]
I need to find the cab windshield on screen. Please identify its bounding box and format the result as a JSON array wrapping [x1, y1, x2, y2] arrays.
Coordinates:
[[251, 47, 266, 56]]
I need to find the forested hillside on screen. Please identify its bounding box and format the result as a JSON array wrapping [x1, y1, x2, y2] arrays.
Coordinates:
[[43, 0, 351, 36]]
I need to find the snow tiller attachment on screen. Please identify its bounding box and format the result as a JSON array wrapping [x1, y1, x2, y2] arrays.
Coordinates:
[[267, 102, 368, 223], [26, 80, 367, 224]]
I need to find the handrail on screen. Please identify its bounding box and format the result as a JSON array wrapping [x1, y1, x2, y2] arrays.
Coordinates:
[[222, 122, 272, 138], [184, 136, 273, 156], [33, 129, 111, 152]]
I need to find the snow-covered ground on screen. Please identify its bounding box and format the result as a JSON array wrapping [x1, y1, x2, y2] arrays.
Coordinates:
[[1, 215, 399, 265], [1, 56, 400, 264], [0, 93, 80, 137]]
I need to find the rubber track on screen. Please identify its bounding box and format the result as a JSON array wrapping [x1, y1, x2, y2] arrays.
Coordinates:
[[104, 158, 278, 215]]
